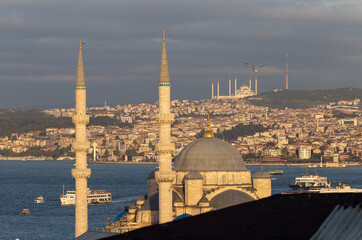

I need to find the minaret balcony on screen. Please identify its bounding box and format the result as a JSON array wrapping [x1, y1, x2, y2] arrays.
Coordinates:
[[156, 113, 174, 124], [71, 168, 91, 179], [155, 143, 175, 155], [72, 114, 90, 125], [155, 170, 175, 183], [72, 141, 91, 152]]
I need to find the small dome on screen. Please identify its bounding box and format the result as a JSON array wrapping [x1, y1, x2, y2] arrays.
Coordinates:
[[254, 170, 270, 179], [140, 192, 182, 211], [210, 190, 254, 210], [174, 138, 247, 171], [184, 171, 203, 180]]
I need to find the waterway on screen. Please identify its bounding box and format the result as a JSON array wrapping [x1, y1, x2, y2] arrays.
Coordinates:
[[0, 160, 361, 240]]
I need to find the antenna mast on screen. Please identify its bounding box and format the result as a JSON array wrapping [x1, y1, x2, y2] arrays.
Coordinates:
[[286, 54, 289, 90]]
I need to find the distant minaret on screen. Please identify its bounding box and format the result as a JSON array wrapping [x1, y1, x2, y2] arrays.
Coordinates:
[[155, 30, 175, 224], [71, 39, 91, 237], [249, 77, 252, 89], [255, 76, 258, 95], [229, 78, 231, 96], [211, 81, 214, 99], [285, 54, 289, 90], [234, 77, 237, 95], [92, 143, 97, 161], [217, 81, 220, 99]]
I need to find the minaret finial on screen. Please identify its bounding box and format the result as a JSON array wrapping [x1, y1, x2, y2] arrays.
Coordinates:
[[207, 112, 211, 128], [203, 112, 214, 138], [76, 38, 86, 87]]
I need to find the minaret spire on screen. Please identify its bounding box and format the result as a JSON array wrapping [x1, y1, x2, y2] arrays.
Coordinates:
[[72, 39, 91, 237], [76, 39, 85, 87], [159, 29, 170, 84], [155, 30, 175, 224]]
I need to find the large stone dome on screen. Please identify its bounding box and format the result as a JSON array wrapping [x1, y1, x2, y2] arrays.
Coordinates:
[[174, 137, 247, 171]]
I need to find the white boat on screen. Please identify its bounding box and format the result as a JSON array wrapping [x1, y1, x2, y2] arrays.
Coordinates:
[[60, 185, 112, 206], [311, 183, 362, 194], [289, 169, 330, 190], [34, 196, 45, 203]]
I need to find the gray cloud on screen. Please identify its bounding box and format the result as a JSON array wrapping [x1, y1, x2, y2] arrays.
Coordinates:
[[0, 0, 361, 108]]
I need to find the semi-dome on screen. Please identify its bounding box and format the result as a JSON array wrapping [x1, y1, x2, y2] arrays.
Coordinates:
[[209, 190, 254, 210], [184, 171, 203, 180], [174, 137, 247, 171]]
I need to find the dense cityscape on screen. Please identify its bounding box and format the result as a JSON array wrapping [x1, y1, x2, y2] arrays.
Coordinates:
[[1, 96, 361, 165]]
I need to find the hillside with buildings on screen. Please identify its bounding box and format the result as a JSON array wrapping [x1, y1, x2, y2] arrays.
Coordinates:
[[248, 88, 362, 109], [0, 97, 361, 164]]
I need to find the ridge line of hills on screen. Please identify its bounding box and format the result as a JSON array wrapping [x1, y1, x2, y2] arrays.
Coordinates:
[[247, 87, 362, 109]]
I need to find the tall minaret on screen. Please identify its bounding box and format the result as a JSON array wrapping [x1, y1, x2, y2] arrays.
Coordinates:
[[71, 39, 91, 237], [155, 30, 175, 224], [249, 77, 252, 89], [285, 54, 289, 90], [234, 77, 237, 95], [211, 81, 214, 99], [229, 78, 231, 96], [217, 81, 220, 99], [255, 76, 258, 95]]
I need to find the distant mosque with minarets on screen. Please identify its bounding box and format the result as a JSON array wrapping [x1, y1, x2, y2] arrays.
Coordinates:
[[211, 77, 256, 100], [104, 31, 271, 234]]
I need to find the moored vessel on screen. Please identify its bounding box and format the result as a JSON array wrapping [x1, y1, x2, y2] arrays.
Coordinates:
[[60, 185, 112, 206], [21, 206, 30, 215], [34, 196, 45, 203], [268, 170, 283, 175], [310, 183, 362, 194]]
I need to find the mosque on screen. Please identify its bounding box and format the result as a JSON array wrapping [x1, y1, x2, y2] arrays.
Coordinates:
[[212, 78, 256, 99], [104, 32, 271, 234]]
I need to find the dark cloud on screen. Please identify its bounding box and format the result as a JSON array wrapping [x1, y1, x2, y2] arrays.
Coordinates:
[[0, 0, 361, 108]]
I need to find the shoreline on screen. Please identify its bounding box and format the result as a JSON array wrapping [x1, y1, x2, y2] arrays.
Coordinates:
[[1, 159, 361, 167]]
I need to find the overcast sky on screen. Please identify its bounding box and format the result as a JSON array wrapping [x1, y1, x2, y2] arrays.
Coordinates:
[[1, 0, 362, 108]]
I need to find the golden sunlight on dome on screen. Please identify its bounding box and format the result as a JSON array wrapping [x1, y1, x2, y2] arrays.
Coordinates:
[[203, 112, 214, 138]]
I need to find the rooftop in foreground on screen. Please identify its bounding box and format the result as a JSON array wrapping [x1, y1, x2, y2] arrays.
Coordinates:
[[95, 193, 362, 240]]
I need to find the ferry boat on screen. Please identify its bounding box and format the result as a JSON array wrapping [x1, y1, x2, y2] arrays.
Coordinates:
[[60, 185, 112, 206], [34, 196, 45, 204], [310, 183, 362, 194], [289, 169, 330, 190]]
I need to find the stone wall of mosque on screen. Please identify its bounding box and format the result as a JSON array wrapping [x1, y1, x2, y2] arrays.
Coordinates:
[[175, 170, 252, 186], [253, 178, 271, 199]]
